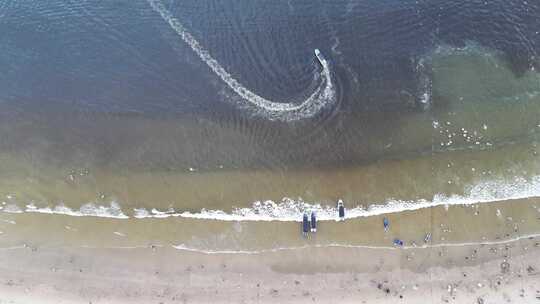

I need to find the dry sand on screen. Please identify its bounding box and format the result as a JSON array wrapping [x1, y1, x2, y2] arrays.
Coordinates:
[[1, 236, 540, 304]]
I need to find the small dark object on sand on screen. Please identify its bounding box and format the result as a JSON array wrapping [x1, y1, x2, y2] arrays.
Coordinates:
[[501, 261, 510, 273], [393, 239, 404, 246]]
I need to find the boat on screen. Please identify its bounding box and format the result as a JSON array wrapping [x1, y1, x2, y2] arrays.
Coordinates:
[[314, 48, 327, 67]]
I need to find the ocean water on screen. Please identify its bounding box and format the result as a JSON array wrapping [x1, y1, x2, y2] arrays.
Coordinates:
[[0, 0, 539, 251]]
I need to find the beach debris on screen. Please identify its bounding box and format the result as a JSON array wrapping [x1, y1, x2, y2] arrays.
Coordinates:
[[64, 225, 77, 231], [424, 233, 431, 243], [393, 239, 404, 247], [496, 209, 502, 217], [500, 261, 510, 274], [383, 217, 389, 232], [477, 297, 485, 304]]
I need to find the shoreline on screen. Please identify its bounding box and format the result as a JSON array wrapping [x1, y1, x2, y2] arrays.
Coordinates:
[[1, 197, 540, 253], [2, 193, 539, 303]]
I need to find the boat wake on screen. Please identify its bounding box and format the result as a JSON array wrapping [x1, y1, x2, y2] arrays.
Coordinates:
[[146, 0, 336, 121]]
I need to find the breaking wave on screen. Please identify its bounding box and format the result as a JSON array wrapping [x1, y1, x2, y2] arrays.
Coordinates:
[[146, 0, 336, 121], [2, 175, 540, 222], [1, 202, 128, 219]]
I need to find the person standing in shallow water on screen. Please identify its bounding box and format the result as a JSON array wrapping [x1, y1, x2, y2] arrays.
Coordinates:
[[337, 200, 345, 221], [302, 212, 310, 237], [310, 211, 317, 232]]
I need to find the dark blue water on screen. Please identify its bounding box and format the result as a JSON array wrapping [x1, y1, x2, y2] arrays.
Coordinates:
[[0, 0, 539, 170], [1, 0, 537, 113]]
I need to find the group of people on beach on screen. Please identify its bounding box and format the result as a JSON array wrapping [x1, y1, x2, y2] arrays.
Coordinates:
[[301, 201, 407, 247], [302, 200, 346, 236]]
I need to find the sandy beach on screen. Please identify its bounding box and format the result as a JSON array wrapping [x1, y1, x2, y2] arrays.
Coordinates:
[[1, 0, 540, 303], [2, 195, 540, 304], [1, 235, 540, 304]]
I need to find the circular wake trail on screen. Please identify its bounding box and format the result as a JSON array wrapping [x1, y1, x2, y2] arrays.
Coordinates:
[[147, 0, 336, 121]]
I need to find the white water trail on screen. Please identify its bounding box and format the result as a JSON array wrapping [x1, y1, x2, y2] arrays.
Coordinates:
[[146, 0, 336, 121]]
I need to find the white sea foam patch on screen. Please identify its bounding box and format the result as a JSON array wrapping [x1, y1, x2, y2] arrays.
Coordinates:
[[22, 202, 128, 219], [146, 0, 336, 121]]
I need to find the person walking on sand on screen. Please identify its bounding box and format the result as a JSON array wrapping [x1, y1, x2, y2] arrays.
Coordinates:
[[383, 217, 389, 232]]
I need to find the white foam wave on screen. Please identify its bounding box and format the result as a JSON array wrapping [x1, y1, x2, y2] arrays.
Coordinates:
[[146, 0, 336, 121], [143, 175, 540, 222], [172, 232, 540, 255], [2, 176, 540, 222], [23, 202, 128, 219], [2, 204, 22, 214]]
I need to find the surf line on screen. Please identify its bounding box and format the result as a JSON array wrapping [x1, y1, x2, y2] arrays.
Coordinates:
[[172, 232, 540, 254], [146, 0, 336, 121]]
